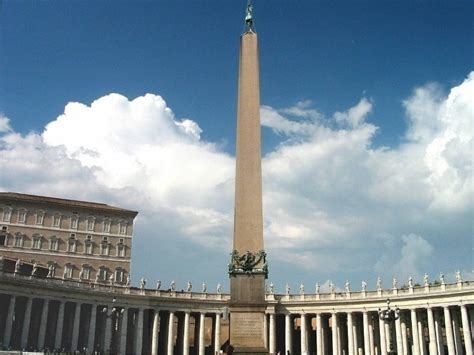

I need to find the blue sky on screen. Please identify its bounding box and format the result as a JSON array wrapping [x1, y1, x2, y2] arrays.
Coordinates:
[[0, 0, 473, 292]]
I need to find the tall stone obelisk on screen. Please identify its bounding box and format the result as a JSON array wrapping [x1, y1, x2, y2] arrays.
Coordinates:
[[228, 2, 268, 354]]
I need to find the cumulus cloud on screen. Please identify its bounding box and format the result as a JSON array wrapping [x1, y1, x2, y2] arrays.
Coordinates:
[[1, 72, 472, 290]]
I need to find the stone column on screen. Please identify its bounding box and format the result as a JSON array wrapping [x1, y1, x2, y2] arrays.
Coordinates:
[[104, 311, 113, 351], [152, 310, 160, 355], [385, 322, 391, 354], [37, 298, 50, 350], [317, 313, 323, 355], [395, 317, 403, 355], [167, 311, 175, 355], [199, 313, 206, 355], [460, 305, 472, 355], [55, 300, 65, 350], [426, 308, 437, 355], [20, 297, 33, 349], [418, 316, 426, 355], [368, 315, 375, 355], [347, 312, 354, 355], [183, 312, 190, 355], [286, 313, 293, 355], [120, 308, 128, 355], [301, 313, 308, 355], [433, 310, 445, 355], [135, 308, 144, 355], [379, 318, 387, 355], [411, 309, 420, 355], [401, 315, 408, 355], [331, 313, 338, 355], [215, 313, 222, 354], [451, 309, 462, 355], [71, 302, 82, 351], [443, 307, 455, 355], [362, 312, 370, 355], [269, 313, 276, 354], [264, 313, 268, 350], [88, 304, 97, 354], [3, 295, 16, 348]]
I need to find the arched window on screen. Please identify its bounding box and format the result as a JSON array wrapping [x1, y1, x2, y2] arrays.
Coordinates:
[[49, 236, 59, 251], [14, 233, 24, 248], [32, 234, 42, 249], [63, 263, 73, 279]]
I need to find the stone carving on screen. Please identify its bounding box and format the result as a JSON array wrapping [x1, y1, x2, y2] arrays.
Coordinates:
[[439, 273, 445, 285], [140, 277, 146, 290], [47, 264, 55, 278], [228, 249, 268, 278], [126, 274, 131, 287], [362, 281, 367, 292], [79, 268, 84, 280], [269, 282, 274, 294], [345, 281, 350, 293], [170, 280, 176, 291], [299, 283, 305, 295], [423, 273, 429, 286], [202, 282, 207, 293], [109, 273, 114, 285], [392, 278, 398, 289], [315, 283, 320, 294], [285, 284, 290, 295], [408, 277, 413, 288], [156, 280, 161, 290], [186, 281, 192, 292], [376, 277, 382, 291], [329, 282, 335, 293], [15, 259, 21, 273], [217, 283, 222, 294], [31, 262, 38, 276], [95, 274, 100, 284], [456, 270, 462, 283]]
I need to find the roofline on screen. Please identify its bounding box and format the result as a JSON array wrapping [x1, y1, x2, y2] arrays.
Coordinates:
[[0, 192, 138, 218]]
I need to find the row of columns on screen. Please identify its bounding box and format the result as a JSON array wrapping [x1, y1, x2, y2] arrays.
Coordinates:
[[1, 294, 223, 355], [267, 305, 473, 355]]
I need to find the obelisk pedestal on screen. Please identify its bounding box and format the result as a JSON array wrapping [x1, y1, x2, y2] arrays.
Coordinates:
[[228, 5, 268, 354]]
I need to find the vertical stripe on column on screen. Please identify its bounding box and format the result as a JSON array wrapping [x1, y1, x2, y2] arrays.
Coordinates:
[[54, 301, 65, 350], [317, 313, 323, 355], [199, 313, 205, 355], [426, 308, 437, 355], [443, 307, 456, 355], [71, 302, 82, 351], [347, 313, 354, 355], [135, 308, 144, 355], [269, 313, 276, 354], [286, 314, 293, 355], [88, 304, 97, 354], [460, 305, 473, 355], [379, 318, 387, 355], [166, 311, 175, 355], [411, 309, 420, 355], [451, 309, 463, 355], [395, 316, 403, 355], [418, 316, 426, 355], [363, 312, 370, 355], [215, 313, 221, 354], [3, 295, 16, 348], [400, 314, 408, 355], [38, 299, 50, 350], [264, 313, 268, 350], [119, 308, 128, 355], [368, 315, 375, 355], [151, 309, 160, 355], [20, 297, 33, 349], [104, 311, 113, 351], [433, 310, 445, 355]]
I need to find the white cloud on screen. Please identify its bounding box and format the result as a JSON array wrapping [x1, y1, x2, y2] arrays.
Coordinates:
[[1, 72, 472, 289]]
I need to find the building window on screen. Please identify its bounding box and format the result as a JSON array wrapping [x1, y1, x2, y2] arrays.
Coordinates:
[[47, 262, 56, 278], [115, 268, 125, 284], [63, 264, 73, 279], [52, 214, 61, 228], [117, 243, 125, 257], [35, 211, 45, 225], [87, 217, 95, 231], [84, 240, 93, 255], [103, 219, 111, 233], [32, 235, 42, 249], [98, 267, 108, 282], [2, 208, 12, 223], [49, 237, 59, 251], [119, 222, 127, 235], [100, 242, 109, 256], [14, 234, 23, 248], [70, 214, 79, 229], [67, 237, 77, 253], [18, 209, 27, 224], [80, 265, 91, 280], [0, 233, 7, 246]]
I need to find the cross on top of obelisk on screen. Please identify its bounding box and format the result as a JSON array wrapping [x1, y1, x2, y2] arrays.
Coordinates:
[[244, 0, 256, 33]]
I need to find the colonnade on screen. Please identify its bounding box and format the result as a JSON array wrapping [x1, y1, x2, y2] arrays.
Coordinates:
[[266, 305, 473, 355], [0, 293, 223, 354]]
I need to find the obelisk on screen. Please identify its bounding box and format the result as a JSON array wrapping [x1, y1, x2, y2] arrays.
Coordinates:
[[229, 2, 268, 354]]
